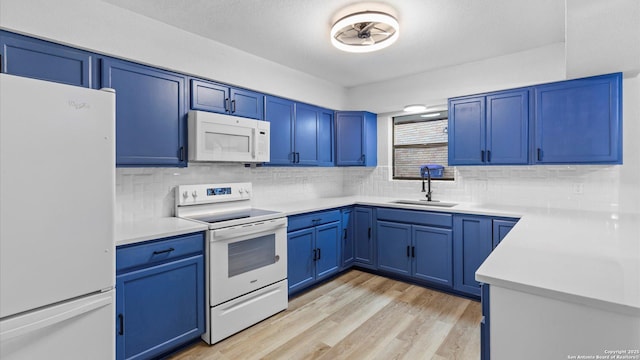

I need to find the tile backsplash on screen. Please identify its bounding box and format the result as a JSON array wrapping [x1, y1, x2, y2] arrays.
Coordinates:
[[116, 164, 345, 222], [344, 164, 638, 213], [117, 162, 638, 222]]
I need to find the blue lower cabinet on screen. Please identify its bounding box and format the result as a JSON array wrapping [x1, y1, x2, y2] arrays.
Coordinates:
[[412, 225, 453, 287], [287, 228, 316, 294], [101, 57, 187, 167], [453, 215, 493, 297], [492, 219, 517, 249], [287, 210, 342, 295], [377, 221, 412, 276], [353, 207, 374, 268], [340, 208, 355, 269], [480, 283, 491, 360], [377, 221, 453, 287], [315, 222, 341, 280], [115, 232, 205, 360]]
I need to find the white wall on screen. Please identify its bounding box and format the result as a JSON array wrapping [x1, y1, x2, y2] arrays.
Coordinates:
[[0, 0, 346, 109], [566, 0, 640, 78], [345, 43, 567, 114]]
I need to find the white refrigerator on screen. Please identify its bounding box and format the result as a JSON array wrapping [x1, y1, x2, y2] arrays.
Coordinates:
[[0, 74, 116, 359]]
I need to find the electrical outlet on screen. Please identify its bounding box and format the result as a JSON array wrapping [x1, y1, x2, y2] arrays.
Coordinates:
[[572, 183, 584, 194]]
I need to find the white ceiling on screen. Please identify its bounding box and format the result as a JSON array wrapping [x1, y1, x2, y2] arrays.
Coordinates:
[[102, 0, 565, 88]]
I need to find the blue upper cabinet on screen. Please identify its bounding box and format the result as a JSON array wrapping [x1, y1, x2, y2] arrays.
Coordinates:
[[190, 78, 264, 120], [265, 96, 295, 164], [534, 73, 622, 164], [101, 58, 187, 167], [486, 90, 529, 164], [335, 111, 377, 166], [449, 73, 622, 166], [0, 31, 94, 88], [265, 96, 334, 166], [449, 89, 529, 165], [295, 103, 334, 166], [448, 97, 486, 165]]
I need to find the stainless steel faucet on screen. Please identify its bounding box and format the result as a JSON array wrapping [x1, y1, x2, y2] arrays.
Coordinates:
[[421, 167, 432, 201]]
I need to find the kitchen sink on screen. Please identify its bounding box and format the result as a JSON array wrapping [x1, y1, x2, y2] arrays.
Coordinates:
[[390, 200, 458, 208]]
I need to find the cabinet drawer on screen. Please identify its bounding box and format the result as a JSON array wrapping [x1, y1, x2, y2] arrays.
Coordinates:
[[116, 232, 204, 272], [288, 209, 341, 232], [376, 208, 453, 228]]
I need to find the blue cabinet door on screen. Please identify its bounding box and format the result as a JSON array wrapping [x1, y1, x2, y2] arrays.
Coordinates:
[[315, 221, 341, 280], [265, 96, 295, 165], [0, 31, 93, 88], [190, 79, 229, 114], [449, 96, 486, 165], [336, 112, 364, 166], [376, 221, 412, 276], [294, 103, 318, 165], [190, 80, 264, 120], [116, 255, 204, 360], [453, 215, 492, 296], [101, 58, 186, 167], [492, 219, 517, 249], [534, 73, 622, 164], [354, 207, 374, 267], [292, 103, 334, 166], [486, 89, 529, 164], [480, 283, 491, 360], [412, 225, 453, 287], [230, 88, 264, 120], [341, 208, 355, 268], [317, 108, 335, 166], [335, 111, 377, 166], [287, 228, 315, 294]]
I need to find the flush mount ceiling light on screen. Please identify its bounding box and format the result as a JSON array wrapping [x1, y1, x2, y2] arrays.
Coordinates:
[[403, 104, 427, 112], [330, 11, 399, 53]]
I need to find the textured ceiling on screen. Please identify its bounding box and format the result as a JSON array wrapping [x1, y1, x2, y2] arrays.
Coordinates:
[[102, 0, 565, 87]]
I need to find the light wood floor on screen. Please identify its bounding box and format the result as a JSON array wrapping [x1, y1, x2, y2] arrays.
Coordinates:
[[168, 270, 481, 360]]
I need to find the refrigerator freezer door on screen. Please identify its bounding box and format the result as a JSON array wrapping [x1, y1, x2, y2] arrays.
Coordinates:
[[0, 74, 115, 318], [0, 290, 115, 360]]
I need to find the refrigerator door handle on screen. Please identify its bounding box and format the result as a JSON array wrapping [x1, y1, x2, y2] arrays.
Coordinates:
[[0, 293, 113, 341]]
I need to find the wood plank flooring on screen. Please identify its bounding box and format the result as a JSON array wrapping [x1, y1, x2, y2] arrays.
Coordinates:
[[168, 270, 481, 360]]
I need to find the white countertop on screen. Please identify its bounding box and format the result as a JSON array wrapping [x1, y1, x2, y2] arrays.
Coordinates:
[[117, 195, 639, 315], [262, 196, 639, 315], [115, 217, 208, 247], [475, 208, 640, 316]]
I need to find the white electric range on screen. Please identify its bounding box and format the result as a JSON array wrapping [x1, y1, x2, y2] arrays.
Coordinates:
[[175, 182, 288, 345]]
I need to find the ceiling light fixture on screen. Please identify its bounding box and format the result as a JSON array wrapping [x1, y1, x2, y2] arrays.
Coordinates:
[[403, 104, 427, 112], [330, 11, 399, 53]]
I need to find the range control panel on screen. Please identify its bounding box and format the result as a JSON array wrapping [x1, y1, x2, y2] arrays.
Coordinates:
[[175, 182, 252, 206]]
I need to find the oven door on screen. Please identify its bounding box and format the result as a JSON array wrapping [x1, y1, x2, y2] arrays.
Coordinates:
[[208, 217, 287, 306]]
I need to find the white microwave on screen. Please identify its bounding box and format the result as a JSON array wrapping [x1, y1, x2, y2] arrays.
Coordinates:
[[188, 111, 270, 163]]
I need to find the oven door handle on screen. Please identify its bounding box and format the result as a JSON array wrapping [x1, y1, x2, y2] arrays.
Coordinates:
[[212, 219, 287, 240]]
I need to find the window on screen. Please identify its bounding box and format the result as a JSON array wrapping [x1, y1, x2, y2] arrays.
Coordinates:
[[392, 110, 454, 180]]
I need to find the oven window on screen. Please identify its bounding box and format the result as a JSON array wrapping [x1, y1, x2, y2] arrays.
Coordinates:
[[228, 234, 276, 277]]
